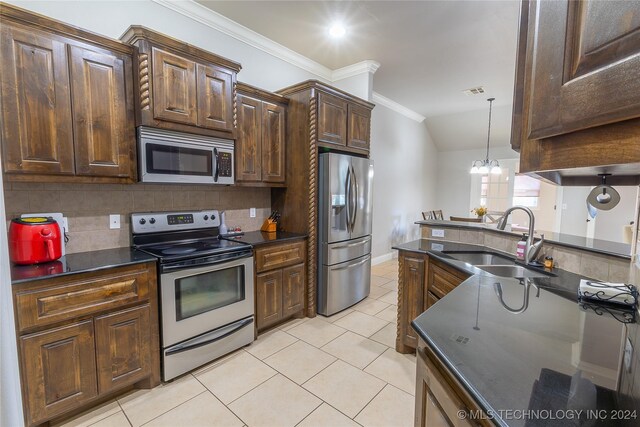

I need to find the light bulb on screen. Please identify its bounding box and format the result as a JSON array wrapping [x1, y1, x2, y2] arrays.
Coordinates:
[[478, 165, 489, 174], [491, 166, 502, 174], [470, 166, 479, 174], [329, 22, 346, 38]]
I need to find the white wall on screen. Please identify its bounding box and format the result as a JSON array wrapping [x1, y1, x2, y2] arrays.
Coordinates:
[[435, 146, 519, 218], [370, 106, 438, 260]]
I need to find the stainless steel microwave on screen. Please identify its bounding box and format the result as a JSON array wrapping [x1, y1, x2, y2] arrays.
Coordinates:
[[138, 127, 234, 185]]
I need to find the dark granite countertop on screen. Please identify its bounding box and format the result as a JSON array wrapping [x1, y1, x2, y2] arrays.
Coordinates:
[[394, 239, 635, 426], [221, 230, 307, 247], [11, 247, 156, 285], [417, 219, 632, 259]]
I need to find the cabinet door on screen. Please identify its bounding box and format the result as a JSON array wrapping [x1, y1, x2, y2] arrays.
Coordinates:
[[0, 25, 74, 175], [94, 305, 151, 393], [236, 95, 262, 182], [317, 92, 347, 146], [256, 270, 282, 330], [400, 255, 425, 349], [282, 264, 305, 318], [197, 64, 234, 132], [261, 102, 286, 183], [151, 47, 197, 125], [69, 44, 134, 178], [20, 321, 97, 425], [347, 104, 371, 151], [525, 0, 640, 140]]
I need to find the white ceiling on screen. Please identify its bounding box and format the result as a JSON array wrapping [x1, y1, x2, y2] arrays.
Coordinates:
[[196, 0, 521, 150]]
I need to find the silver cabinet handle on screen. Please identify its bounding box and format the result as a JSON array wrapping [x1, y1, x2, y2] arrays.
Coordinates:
[[351, 164, 358, 230], [345, 166, 352, 233]]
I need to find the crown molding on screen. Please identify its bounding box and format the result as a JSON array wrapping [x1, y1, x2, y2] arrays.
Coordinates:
[[372, 92, 426, 123], [151, 0, 333, 80], [331, 60, 381, 81], [152, 0, 423, 123]]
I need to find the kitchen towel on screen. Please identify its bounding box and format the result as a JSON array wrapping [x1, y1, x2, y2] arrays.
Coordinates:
[[578, 279, 638, 307]]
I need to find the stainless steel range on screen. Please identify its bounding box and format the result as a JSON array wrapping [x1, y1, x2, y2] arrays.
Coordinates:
[[131, 210, 254, 381]]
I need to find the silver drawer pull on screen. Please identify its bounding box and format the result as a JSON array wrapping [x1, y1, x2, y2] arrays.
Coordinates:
[[333, 239, 370, 250], [332, 257, 369, 271]]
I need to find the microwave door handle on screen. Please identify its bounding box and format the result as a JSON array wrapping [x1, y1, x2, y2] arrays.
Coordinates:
[[213, 148, 220, 183]]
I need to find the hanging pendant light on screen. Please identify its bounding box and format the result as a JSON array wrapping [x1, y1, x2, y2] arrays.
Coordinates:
[[470, 98, 501, 175]]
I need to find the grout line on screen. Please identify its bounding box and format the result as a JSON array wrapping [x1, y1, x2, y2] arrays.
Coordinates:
[[137, 390, 207, 427], [352, 383, 389, 421], [115, 400, 134, 427]]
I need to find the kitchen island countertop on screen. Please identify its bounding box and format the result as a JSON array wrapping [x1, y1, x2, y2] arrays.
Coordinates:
[[394, 239, 635, 426]]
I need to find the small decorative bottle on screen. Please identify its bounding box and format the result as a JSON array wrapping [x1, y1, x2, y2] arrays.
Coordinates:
[[516, 234, 527, 261]]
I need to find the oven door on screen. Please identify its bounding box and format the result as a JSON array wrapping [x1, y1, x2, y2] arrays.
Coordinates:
[[160, 255, 254, 347]]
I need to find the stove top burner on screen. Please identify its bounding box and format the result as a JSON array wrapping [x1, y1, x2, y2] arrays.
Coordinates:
[[162, 247, 197, 255]]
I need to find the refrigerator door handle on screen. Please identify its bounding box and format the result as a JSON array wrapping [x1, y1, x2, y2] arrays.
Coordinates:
[[331, 256, 370, 271], [350, 164, 358, 231], [345, 166, 352, 233]]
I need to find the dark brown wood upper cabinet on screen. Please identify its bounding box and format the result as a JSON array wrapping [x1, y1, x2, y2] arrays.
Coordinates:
[[121, 26, 241, 138], [69, 44, 134, 177], [261, 101, 286, 183], [317, 92, 348, 146], [197, 63, 234, 131], [235, 83, 287, 186], [0, 25, 75, 176], [151, 47, 197, 125], [512, 0, 640, 182], [237, 95, 262, 182], [0, 4, 137, 183], [347, 103, 371, 151]]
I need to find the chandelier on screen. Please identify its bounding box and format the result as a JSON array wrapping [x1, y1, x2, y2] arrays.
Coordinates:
[[470, 97, 501, 174]]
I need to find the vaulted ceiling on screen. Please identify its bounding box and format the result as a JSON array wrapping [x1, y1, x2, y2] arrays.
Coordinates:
[[196, 0, 521, 151]]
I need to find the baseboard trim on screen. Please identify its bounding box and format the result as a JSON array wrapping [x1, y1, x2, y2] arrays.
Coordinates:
[[372, 252, 396, 265]]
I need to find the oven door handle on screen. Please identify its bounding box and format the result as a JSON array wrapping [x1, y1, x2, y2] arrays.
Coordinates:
[[160, 250, 252, 273], [165, 317, 253, 356]]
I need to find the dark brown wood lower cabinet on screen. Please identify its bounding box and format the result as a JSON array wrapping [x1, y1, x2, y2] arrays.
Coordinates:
[[397, 251, 470, 354], [94, 305, 151, 393], [13, 262, 159, 426], [282, 264, 305, 317], [254, 239, 307, 332], [256, 270, 283, 330], [20, 321, 98, 425], [415, 340, 489, 427]]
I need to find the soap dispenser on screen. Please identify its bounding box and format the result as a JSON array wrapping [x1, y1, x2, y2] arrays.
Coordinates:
[[516, 234, 527, 260], [219, 211, 228, 235]]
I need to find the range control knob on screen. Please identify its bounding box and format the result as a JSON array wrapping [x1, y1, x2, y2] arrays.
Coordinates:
[[149, 218, 156, 224], [204, 215, 209, 221], [211, 214, 216, 221], [139, 218, 146, 225]]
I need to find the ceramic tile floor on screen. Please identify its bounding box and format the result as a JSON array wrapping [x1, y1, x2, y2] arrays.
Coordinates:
[[56, 259, 415, 427]]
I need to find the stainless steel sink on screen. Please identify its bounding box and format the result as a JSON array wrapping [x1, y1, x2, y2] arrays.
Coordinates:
[[445, 252, 514, 266], [475, 265, 550, 279]]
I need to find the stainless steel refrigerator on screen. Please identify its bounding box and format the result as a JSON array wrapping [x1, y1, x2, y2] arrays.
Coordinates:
[[318, 152, 373, 316]]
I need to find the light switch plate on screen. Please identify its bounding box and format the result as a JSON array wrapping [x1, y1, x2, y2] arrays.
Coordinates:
[[249, 208, 256, 218], [109, 214, 120, 229], [432, 229, 445, 238]]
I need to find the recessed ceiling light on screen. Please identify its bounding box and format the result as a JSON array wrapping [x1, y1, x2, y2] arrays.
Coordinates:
[[328, 22, 346, 38]]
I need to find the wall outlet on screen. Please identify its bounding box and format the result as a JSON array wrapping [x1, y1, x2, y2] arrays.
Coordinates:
[[249, 208, 256, 218], [109, 214, 121, 229], [432, 229, 445, 238]]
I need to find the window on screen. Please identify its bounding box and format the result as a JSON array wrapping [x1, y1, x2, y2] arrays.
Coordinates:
[[512, 175, 541, 208], [480, 168, 510, 211]]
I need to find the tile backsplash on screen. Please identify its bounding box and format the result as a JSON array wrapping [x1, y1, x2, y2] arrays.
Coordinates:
[[4, 182, 271, 254]]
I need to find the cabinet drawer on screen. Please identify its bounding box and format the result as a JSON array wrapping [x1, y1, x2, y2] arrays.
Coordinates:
[[15, 266, 150, 333], [255, 240, 306, 273], [429, 262, 466, 299]]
